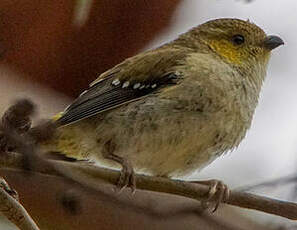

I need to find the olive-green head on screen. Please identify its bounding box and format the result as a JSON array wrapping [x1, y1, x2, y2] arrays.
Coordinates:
[[178, 18, 284, 68]]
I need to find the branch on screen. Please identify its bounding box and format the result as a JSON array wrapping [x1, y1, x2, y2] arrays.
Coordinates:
[[1, 151, 297, 220], [0, 177, 40, 230], [1, 99, 296, 223]]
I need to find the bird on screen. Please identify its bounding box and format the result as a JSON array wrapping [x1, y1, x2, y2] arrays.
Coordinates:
[[42, 18, 284, 206]]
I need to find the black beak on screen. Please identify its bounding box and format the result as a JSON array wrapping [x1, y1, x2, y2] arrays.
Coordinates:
[[263, 35, 284, 50]]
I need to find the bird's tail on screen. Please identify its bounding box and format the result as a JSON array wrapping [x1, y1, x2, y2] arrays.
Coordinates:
[[39, 114, 96, 161]]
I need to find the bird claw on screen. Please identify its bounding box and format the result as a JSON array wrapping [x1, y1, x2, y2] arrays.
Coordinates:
[[103, 140, 136, 194], [191, 179, 230, 212], [115, 159, 136, 194]]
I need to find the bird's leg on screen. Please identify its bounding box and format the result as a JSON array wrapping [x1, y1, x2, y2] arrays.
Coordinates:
[[190, 179, 230, 212], [102, 140, 136, 193]]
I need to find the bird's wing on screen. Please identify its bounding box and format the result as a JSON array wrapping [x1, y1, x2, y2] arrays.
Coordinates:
[[56, 48, 187, 126]]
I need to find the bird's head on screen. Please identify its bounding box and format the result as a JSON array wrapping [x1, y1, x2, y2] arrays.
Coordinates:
[[178, 18, 284, 72]]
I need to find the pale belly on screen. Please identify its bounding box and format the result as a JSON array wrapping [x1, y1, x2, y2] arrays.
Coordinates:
[[56, 95, 247, 178]]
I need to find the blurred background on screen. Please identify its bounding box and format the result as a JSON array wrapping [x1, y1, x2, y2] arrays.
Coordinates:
[[0, 0, 296, 229]]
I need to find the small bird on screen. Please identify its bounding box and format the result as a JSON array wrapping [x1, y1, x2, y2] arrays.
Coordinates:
[[42, 18, 283, 202]]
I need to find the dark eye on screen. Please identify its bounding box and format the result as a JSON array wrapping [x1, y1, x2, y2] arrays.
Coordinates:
[[232, 34, 245, 45]]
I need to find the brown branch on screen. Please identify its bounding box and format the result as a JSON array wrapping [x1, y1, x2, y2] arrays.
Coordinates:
[[0, 151, 297, 220], [0, 176, 40, 230]]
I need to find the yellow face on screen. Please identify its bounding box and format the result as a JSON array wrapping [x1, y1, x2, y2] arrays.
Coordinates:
[[197, 19, 283, 67], [208, 35, 268, 65]]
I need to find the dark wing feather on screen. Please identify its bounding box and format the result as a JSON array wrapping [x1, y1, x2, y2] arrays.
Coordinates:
[[56, 73, 178, 126]]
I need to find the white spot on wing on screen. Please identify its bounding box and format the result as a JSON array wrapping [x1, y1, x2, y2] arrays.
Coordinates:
[[151, 84, 157, 89], [122, 81, 130, 88], [112, 79, 120, 86], [133, 83, 141, 89]]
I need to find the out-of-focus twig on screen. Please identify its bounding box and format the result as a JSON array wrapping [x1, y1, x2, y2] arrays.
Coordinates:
[[73, 0, 94, 27], [237, 174, 297, 192], [0, 177, 40, 230]]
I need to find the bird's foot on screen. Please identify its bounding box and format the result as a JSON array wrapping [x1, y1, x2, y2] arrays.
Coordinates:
[[103, 140, 136, 193], [190, 179, 230, 212], [117, 159, 136, 193]]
